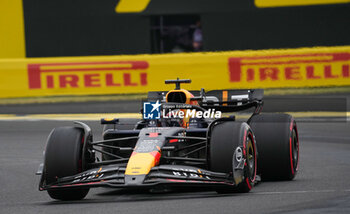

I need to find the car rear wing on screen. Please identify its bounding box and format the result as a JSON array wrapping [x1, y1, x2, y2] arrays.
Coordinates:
[[147, 89, 264, 113]]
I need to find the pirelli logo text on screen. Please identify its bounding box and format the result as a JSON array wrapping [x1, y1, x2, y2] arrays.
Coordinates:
[[27, 61, 149, 89], [228, 53, 350, 83]]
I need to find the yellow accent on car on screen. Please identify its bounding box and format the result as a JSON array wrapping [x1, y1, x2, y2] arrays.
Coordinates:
[[125, 153, 157, 175], [103, 118, 115, 121], [166, 89, 194, 104]]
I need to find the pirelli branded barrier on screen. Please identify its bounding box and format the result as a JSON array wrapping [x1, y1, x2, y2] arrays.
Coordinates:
[[0, 46, 349, 98]]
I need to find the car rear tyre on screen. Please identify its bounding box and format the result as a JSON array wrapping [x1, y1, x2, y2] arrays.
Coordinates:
[[44, 127, 89, 200], [209, 121, 257, 193], [249, 113, 299, 181]]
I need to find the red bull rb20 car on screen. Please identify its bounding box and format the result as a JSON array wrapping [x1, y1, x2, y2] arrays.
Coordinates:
[[37, 79, 299, 200]]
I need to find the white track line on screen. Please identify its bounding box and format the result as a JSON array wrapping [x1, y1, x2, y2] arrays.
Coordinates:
[[253, 189, 345, 195]]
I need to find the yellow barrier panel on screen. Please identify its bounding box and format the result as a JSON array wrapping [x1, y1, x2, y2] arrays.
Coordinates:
[[255, 0, 350, 8], [115, 0, 151, 13], [0, 0, 26, 58], [0, 46, 349, 98]]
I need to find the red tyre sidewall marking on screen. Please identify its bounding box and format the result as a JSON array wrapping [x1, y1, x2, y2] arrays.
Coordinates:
[[289, 119, 299, 175], [246, 177, 252, 190], [294, 121, 300, 171], [289, 137, 294, 175], [243, 129, 256, 187], [243, 129, 251, 189], [243, 129, 247, 157], [248, 132, 257, 183]]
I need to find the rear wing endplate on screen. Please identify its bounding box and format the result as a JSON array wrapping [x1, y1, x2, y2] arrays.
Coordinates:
[[147, 89, 264, 112]]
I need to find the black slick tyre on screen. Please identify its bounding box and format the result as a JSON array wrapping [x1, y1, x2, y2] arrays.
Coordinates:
[[209, 121, 257, 193], [249, 113, 299, 181], [44, 127, 89, 200]]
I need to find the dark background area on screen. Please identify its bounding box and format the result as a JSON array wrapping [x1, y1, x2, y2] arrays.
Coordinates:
[[22, 0, 350, 57]]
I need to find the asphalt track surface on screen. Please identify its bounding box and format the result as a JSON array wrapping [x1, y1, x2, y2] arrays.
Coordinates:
[[1, 93, 349, 114], [0, 94, 350, 214], [0, 119, 350, 214]]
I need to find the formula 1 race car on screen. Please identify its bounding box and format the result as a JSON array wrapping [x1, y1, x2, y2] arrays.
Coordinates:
[[37, 78, 299, 200]]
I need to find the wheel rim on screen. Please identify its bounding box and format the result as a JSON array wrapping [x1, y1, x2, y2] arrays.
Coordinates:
[[246, 137, 256, 180], [291, 129, 299, 171]]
